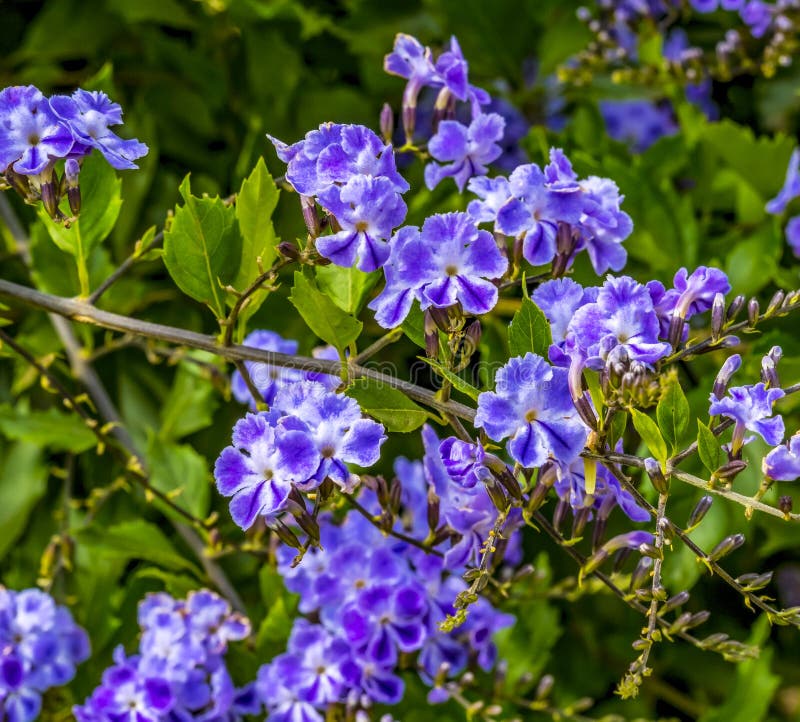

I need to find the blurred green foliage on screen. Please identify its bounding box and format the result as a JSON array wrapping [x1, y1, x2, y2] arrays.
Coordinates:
[[2, 0, 800, 720]]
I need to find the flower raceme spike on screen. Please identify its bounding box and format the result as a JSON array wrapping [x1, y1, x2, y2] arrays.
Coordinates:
[[0, 588, 89, 722], [75, 590, 256, 722], [369, 211, 508, 328], [709, 383, 785, 455], [215, 382, 386, 529], [474, 353, 589, 469]]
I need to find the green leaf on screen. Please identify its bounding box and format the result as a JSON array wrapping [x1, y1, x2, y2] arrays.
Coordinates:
[[508, 298, 552, 358], [657, 378, 690, 454], [401, 303, 425, 348], [346, 378, 429, 432], [75, 519, 201, 576], [418, 357, 480, 401], [159, 363, 217, 441], [630, 408, 668, 466], [38, 153, 122, 260], [0, 443, 48, 561], [234, 157, 280, 291], [256, 567, 298, 654], [315, 264, 380, 315], [289, 271, 362, 350], [163, 175, 241, 318], [697, 419, 724, 474], [0, 404, 96, 453], [146, 434, 211, 519]]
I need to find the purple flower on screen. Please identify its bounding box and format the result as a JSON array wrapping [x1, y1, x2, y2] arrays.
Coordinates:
[[576, 175, 633, 274], [709, 383, 785, 454], [316, 175, 407, 271], [268, 123, 408, 199], [495, 161, 583, 265], [532, 278, 596, 345], [75, 590, 252, 722], [50, 89, 148, 170], [566, 276, 672, 370], [0, 588, 89, 722], [466, 175, 513, 227], [369, 212, 507, 328], [764, 433, 800, 481], [214, 411, 321, 528], [439, 438, 489, 488], [664, 266, 731, 319], [424, 113, 505, 191], [740, 0, 773, 37], [475, 353, 589, 468], [787, 216, 800, 258], [767, 149, 800, 215], [0, 86, 74, 175], [232, 330, 304, 408], [600, 99, 678, 153], [274, 381, 386, 490]]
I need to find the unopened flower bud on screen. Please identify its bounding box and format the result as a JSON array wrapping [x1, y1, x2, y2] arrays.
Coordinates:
[[300, 195, 321, 237], [712, 354, 742, 399], [645, 457, 669, 494], [571, 507, 592, 539], [268, 519, 303, 549], [659, 591, 690, 615], [427, 487, 440, 531], [766, 290, 785, 317], [687, 495, 713, 530], [379, 103, 394, 144], [761, 357, 780, 389], [747, 298, 760, 328], [552, 499, 569, 534], [713, 459, 748, 480], [708, 533, 745, 561], [736, 571, 773, 590], [779, 495, 793, 515], [277, 241, 301, 261], [463, 320, 482, 358], [629, 556, 653, 592], [64, 158, 81, 215], [40, 172, 60, 219], [711, 293, 725, 340], [726, 294, 746, 322], [535, 674, 554, 701]]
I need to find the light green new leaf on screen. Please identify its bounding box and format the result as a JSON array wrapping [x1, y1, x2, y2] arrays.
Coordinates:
[[163, 175, 241, 318], [418, 357, 480, 401], [657, 378, 690, 453], [0, 442, 48, 561], [697, 419, 724, 474], [289, 271, 362, 350], [39, 153, 122, 259], [508, 298, 552, 358], [146, 434, 211, 519], [346, 378, 429, 433], [234, 157, 280, 290], [631, 408, 668, 466], [159, 363, 217, 441], [315, 264, 380, 315], [0, 404, 96, 453]]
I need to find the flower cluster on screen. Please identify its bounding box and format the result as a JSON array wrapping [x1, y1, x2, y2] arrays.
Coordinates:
[[75, 590, 255, 722], [369, 212, 508, 328], [0, 85, 147, 218], [269, 123, 409, 271], [215, 380, 386, 528], [232, 330, 339, 408], [767, 148, 800, 257], [257, 431, 515, 719], [0, 588, 89, 722], [600, 99, 678, 153], [467, 148, 633, 275]]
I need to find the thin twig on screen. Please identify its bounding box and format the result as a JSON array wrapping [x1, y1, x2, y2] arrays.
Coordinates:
[[87, 231, 164, 305]]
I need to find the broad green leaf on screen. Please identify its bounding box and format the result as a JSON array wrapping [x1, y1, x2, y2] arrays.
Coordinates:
[[315, 264, 380, 315], [163, 175, 241, 318], [75, 519, 202, 576], [418, 357, 480, 401], [38, 153, 122, 262], [697, 419, 724, 474], [289, 271, 362, 350], [159, 363, 217, 441], [346, 378, 429, 432], [0, 442, 48, 561], [256, 567, 298, 655], [401, 303, 425, 348], [630, 408, 668, 466], [657, 378, 690, 454], [508, 298, 552, 358], [146, 434, 211, 519], [0, 404, 96, 453], [234, 157, 280, 291]]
